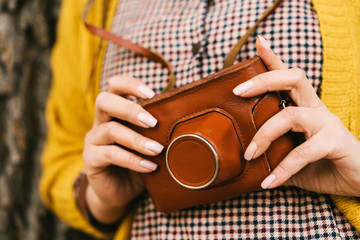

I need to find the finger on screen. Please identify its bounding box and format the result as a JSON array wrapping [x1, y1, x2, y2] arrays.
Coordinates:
[[233, 68, 322, 108], [89, 121, 164, 156], [260, 133, 329, 189], [244, 107, 324, 161], [94, 91, 157, 127], [108, 75, 155, 99], [87, 145, 158, 173], [256, 35, 287, 71]]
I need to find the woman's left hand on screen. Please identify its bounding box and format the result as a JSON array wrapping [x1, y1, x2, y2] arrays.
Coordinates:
[[233, 36, 360, 197]]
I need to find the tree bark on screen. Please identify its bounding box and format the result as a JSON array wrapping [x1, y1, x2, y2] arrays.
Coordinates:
[[0, 0, 97, 239]]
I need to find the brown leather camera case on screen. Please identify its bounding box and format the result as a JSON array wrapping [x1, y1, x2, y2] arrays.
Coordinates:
[[128, 57, 299, 213]]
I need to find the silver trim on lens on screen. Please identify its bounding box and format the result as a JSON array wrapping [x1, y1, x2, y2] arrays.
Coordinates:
[[166, 134, 219, 190]]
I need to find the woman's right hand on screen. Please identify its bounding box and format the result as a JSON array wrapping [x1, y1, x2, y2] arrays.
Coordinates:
[[82, 76, 163, 224]]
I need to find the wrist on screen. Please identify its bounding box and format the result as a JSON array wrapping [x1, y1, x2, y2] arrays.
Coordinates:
[[74, 171, 126, 233], [85, 184, 127, 224]]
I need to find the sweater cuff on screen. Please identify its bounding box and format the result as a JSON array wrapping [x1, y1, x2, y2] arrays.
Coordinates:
[[331, 195, 360, 232], [47, 159, 111, 238], [74, 171, 122, 234]]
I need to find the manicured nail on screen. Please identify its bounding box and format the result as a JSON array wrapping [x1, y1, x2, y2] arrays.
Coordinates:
[[244, 142, 257, 161], [257, 35, 271, 50], [261, 174, 276, 189], [145, 141, 164, 154], [233, 80, 253, 96], [138, 85, 155, 99], [138, 113, 158, 128], [140, 160, 158, 171]]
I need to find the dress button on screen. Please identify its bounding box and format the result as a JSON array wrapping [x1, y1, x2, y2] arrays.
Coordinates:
[[191, 42, 201, 55]]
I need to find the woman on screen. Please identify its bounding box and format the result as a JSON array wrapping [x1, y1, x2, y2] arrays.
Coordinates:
[[40, 0, 360, 239]]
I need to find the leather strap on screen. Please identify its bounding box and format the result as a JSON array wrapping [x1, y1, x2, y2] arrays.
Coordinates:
[[82, 0, 282, 92], [82, 0, 175, 92], [222, 0, 283, 69]]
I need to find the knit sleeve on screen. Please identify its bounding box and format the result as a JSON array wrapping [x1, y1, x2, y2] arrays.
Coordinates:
[[39, 0, 134, 238], [312, 0, 360, 232]]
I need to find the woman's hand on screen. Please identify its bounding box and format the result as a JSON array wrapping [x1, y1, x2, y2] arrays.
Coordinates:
[[82, 76, 163, 224], [233, 36, 360, 197]]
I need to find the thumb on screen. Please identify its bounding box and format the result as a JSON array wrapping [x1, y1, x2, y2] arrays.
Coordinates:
[[256, 35, 287, 71]]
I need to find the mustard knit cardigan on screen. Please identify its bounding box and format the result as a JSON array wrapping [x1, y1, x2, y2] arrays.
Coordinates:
[[40, 0, 360, 239]]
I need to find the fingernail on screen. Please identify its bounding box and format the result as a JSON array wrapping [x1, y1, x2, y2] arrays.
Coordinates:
[[145, 141, 164, 154], [138, 113, 158, 128], [244, 142, 257, 161], [257, 35, 271, 50], [140, 160, 158, 171], [233, 80, 253, 96], [261, 174, 276, 189], [138, 85, 155, 99]]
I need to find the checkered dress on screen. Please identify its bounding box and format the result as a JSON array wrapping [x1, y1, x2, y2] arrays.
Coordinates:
[[100, 0, 360, 239]]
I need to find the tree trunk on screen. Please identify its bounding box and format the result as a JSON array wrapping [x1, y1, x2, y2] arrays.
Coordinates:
[[0, 0, 97, 239]]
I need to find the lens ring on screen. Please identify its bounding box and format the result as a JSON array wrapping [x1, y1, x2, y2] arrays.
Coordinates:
[[166, 134, 219, 189]]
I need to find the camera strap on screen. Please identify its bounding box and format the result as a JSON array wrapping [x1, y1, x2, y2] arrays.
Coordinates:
[[81, 0, 283, 92]]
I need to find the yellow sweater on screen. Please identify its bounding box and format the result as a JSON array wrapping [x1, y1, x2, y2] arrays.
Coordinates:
[[40, 0, 360, 239]]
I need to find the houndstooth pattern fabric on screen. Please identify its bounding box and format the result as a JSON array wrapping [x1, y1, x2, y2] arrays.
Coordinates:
[[132, 188, 359, 239], [99, 0, 360, 239], [100, 0, 323, 94]]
